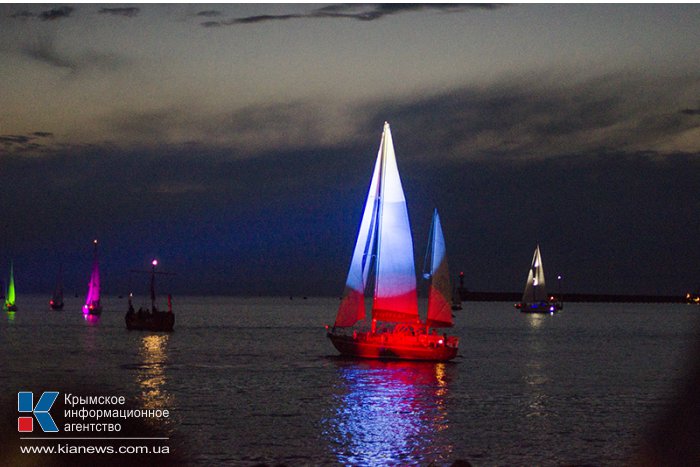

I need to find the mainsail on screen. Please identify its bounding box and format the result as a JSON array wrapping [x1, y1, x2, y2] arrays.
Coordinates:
[[335, 122, 418, 327], [5, 261, 16, 309], [522, 245, 547, 302], [424, 209, 454, 328], [83, 240, 101, 313]]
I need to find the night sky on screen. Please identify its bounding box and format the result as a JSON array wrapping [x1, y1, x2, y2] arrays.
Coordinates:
[[1, 4, 699, 297]]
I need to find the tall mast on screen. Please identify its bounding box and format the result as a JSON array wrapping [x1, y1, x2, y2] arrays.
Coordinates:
[[373, 122, 388, 306], [150, 259, 157, 311]]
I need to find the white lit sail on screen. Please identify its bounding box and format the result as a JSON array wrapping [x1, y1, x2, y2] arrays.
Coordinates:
[[522, 244, 547, 302], [371, 123, 419, 323], [335, 122, 419, 326]]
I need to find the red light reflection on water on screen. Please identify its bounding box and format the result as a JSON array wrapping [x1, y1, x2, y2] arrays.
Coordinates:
[[325, 359, 454, 465]]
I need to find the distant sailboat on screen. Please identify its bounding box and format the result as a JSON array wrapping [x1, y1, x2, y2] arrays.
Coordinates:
[[515, 244, 562, 313], [4, 261, 17, 312], [125, 259, 175, 332], [49, 265, 64, 310], [327, 122, 459, 361], [83, 239, 102, 315]]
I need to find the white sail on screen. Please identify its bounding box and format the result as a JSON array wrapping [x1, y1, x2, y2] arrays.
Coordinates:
[[426, 209, 454, 327], [371, 123, 419, 323], [522, 245, 547, 302], [335, 122, 419, 326]]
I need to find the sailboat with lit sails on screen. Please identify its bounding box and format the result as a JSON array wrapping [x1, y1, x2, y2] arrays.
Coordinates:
[[4, 261, 17, 312], [327, 122, 459, 361], [514, 244, 562, 313], [83, 239, 102, 315]]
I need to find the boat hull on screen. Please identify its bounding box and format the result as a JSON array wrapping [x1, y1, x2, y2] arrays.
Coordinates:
[[126, 310, 174, 332], [4, 304, 17, 312], [83, 304, 102, 315], [516, 301, 562, 313], [327, 332, 458, 361]]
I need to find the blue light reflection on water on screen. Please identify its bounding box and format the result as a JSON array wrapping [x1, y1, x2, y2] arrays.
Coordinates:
[[324, 359, 456, 465]]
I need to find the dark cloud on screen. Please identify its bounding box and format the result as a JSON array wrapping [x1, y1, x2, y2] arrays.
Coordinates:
[[98, 7, 140, 18], [38, 6, 74, 21], [0, 135, 32, 145], [351, 73, 700, 162], [22, 36, 75, 70], [21, 36, 129, 73], [314, 3, 498, 21], [0, 132, 54, 154], [203, 3, 500, 27], [48, 72, 694, 165], [6, 71, 692, 165]]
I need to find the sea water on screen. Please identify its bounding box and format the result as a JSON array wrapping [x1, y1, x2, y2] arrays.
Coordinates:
[[1, 295, 698, 465]]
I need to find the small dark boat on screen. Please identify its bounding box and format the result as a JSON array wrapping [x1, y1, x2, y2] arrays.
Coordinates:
[[125, 259, 175, 332]]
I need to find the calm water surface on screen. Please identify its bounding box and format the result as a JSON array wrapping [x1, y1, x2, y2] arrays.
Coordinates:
[[1, 295, 698, 465]]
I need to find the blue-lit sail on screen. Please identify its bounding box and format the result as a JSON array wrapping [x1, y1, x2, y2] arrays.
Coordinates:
[[335, 140, 381, 327]]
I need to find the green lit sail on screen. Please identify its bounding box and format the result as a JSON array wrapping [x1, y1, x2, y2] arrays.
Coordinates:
[[5, 261, 16, 310]]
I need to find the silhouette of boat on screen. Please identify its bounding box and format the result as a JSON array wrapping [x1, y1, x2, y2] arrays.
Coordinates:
[[125, 259, 175, 332]]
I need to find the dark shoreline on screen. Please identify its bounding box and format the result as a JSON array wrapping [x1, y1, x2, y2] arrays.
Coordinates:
[[459, 290, 687, 303]]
